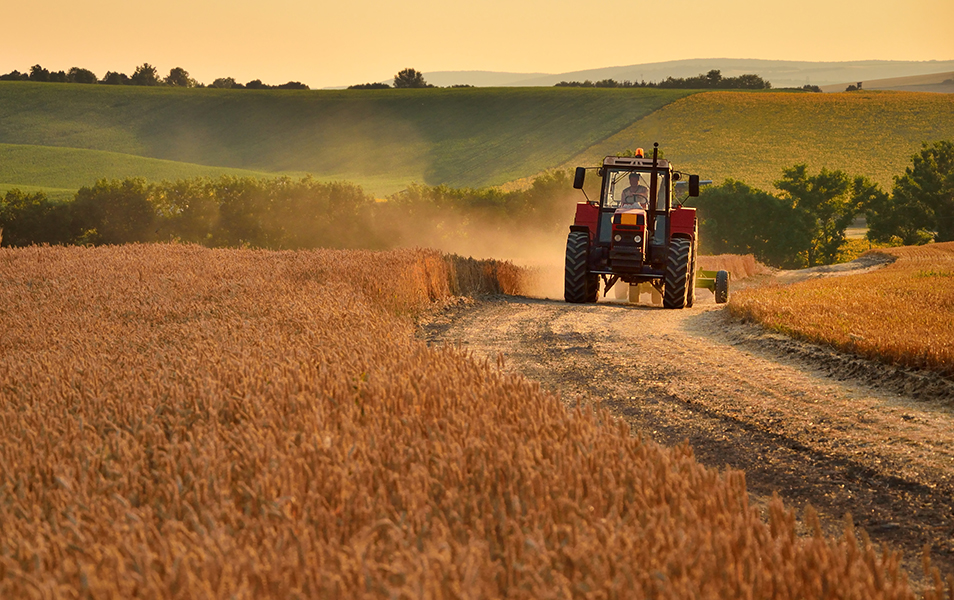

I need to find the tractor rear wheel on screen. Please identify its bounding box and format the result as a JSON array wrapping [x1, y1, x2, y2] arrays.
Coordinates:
[[663, 237, 692, 309], [564, 231, 592, 303], [715, 270, 729, 304]]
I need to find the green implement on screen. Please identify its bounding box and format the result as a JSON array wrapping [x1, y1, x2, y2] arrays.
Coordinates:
[[695, 269, 730, 303]]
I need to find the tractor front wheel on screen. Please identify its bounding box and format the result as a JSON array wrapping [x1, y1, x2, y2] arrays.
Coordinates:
[[715, 270, 729, 304], [565, 231, 595, 303], [663, 237, 692, 309]]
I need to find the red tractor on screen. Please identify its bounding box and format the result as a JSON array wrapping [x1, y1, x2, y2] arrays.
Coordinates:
[[565, 143, 728, 308]]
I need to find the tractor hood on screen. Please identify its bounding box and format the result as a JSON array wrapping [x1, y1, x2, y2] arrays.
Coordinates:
[[612, 207, 646, 227]]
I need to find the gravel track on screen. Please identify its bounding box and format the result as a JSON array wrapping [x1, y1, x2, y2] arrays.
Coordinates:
[[418, 287, 954, 590]]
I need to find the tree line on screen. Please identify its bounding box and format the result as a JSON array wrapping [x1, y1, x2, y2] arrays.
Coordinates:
[[1, 64, 468, 91], [0, 63, 308, 89], [2, 142, 949, 268], [555, 70, 780, 90], [0, 171, 577, 251]]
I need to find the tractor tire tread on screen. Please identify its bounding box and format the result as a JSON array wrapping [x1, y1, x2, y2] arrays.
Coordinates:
[[715, 270, 729, 304], [663, 237, 692, 309], [565, 231, 590, 303]]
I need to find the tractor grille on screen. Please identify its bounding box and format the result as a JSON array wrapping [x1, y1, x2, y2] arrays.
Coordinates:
[[610, 246, 643, 271]]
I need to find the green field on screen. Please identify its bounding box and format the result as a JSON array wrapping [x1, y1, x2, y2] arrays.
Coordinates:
[[1, 82, 952, 199], [565, 90, 954, 191], [0, 82, 690, 196], [0, 143, 285, 201]]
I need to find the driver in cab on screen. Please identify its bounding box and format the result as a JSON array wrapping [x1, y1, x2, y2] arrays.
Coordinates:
[[621, 172, 650, 209]]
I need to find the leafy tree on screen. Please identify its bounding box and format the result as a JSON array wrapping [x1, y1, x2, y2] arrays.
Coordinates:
[[688, 180, 812, 268], [393, 68, 429, 88], [731, 73, 771, 89], [29, 64, 50, 82], [0, 70, 29, 81], [348, 82, 390, 89], [211, 77, 239, 88], [0, 189, 71, 246], [867, 140, 954, 244], [164, 66, 195, 87], [67, 67, 98, 84], [130, 63, 161, 86], [276, 81, 308, 90], [49, 70, 68, 83], [775, 165, 861, 266], [101, 71, 129, 85], [245, 79, 267, 89], [71, 179, 155, 244], [150, 178, 219, 243]]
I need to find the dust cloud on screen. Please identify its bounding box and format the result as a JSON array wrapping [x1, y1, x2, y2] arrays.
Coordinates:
[[376, 198, 577, 300]]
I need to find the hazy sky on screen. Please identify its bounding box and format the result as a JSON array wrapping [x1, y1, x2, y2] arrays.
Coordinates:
[[4, 0, 952, 88]]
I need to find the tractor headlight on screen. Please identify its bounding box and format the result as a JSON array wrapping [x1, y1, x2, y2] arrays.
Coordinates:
[[634, 235, 641, 243], [613, 234, 622, 242]]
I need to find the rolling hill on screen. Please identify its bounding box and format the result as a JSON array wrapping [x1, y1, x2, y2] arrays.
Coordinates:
[[1, 82, 952, 201], [563, 90, 954, 191], [0, 82, 691, 197]]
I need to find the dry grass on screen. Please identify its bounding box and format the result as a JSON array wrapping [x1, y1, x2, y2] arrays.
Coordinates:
[[730, 242, 954, 377], [698, 254, 771, 281], [0, 244, 933, 598]]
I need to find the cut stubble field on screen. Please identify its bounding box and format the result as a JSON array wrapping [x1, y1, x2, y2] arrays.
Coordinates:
[[0, 244, 934, 598]]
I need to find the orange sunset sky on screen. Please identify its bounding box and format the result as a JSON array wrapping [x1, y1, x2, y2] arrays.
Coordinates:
[[3, 0, 952, 88]]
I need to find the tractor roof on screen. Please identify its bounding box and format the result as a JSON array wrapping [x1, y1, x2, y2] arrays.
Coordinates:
[[602, 156, 671, 170]]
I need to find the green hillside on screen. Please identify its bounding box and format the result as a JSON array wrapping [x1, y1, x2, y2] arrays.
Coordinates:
[[0, 82, 691, 196], [0, 144, 286, 201], [565, 91, 954, 191]]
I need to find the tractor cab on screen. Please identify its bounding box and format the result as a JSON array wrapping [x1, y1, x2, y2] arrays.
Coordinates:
[[599, 163, 670, 266]]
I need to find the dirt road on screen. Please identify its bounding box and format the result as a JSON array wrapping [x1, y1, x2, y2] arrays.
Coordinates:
[[419, 287, 954, 589]]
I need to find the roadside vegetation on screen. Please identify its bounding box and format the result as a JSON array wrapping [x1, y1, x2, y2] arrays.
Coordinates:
[[0, 243, 934, 598], [729, 243, 954, 377], [0, 170, 578, 251], [2, 139, 950, 275], [686, 140, 954, 269]]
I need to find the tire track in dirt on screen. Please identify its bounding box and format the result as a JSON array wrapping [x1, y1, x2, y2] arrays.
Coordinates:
[[418, 293, 954, 589]]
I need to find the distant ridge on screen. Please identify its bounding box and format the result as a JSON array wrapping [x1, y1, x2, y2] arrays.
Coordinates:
[[820, 71, 954, 93], [414, 70, 550, 88], [409, 59, 954, 89]]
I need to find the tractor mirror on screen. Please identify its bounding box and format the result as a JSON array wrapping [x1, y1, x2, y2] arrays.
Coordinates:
[[573, 167, 586, 189], [688, 175, 700, 197]]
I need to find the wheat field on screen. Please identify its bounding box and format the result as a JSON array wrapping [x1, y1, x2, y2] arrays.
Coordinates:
[[729, 242, 954, 377], [0, 244, 934, 598], [697, 254, 771, 281]]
